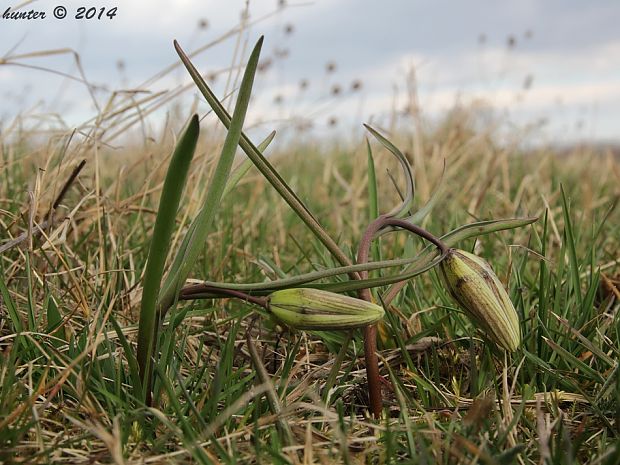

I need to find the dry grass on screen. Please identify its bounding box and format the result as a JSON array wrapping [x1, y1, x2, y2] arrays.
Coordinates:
[[1, 18, 619, 465]]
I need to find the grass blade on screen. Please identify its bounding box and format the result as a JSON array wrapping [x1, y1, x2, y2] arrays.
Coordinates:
[[560, 185, 583, 308], [136, 114, 200, 398], [174, 39, 354, 271], [109, 314, 143, 400], [364, 124, 415, 218], [159, 36, 264, 311], [223, 130, 276, 197], [0, 272, 23, 334], [366, 140, 382, 262], [367, 139, 380, 222]]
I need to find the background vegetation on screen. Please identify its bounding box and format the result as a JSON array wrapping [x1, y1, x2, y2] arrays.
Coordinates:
[[1, 25, 619, 465]]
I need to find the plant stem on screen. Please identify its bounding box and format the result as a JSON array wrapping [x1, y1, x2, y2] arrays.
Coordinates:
[[179, 285, 267, 308], [177, 214, 449, 420], [356, 215, 448, 418]]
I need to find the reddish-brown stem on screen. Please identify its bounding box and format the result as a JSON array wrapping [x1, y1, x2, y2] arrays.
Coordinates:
[[175, 215, 448, 421], [357, 215, 448, 418], [179, 284, 267, 308]]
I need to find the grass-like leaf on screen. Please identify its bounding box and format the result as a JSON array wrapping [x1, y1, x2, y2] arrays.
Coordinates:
[[159, 36, 263, 312], [560, 185, 583, 308], [136, 114, 199, 398], [366, 140, 382, 262], [180, 216, 538, 297], [367, 139, 380, 223], [364, 124, 415, 218], [174, 39, 354, 270], [406, 161, 446, 225], [110, 314, 143, 400], [223, 130, 276, 197], [0, 272, 23, 334]]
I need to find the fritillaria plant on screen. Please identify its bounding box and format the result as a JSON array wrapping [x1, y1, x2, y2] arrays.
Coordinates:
[[134, 35, 535, 422]]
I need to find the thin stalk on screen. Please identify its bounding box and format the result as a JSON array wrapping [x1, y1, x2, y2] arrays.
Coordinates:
[[178, 254, 441, 295], [179, 285, 267, 308], [356, 215, 448, 418]]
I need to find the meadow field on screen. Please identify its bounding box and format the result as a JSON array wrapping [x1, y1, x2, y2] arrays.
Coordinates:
[[1, 33, 619, 465]]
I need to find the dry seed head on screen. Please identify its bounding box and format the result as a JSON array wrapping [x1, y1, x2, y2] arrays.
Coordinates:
[[257, 58, 273, 73], [267, 288, 384, 330], [439, 249, 521, 352], [351, 79, 362, 91]]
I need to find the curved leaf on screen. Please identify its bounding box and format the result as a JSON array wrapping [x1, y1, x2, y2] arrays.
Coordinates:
[[181, 216, 538, 298], [364, 124, 415, 218]]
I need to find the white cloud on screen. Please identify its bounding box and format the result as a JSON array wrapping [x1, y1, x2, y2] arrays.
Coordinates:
[[2, 1, 619, 143]]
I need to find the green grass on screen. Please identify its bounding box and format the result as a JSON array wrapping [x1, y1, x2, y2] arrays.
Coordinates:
[[1, 44, 619, 465]]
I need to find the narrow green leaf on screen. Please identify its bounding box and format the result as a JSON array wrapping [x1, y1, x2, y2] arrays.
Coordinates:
[[159, 36, 264, 311], [45, 295, 66, 344], [246, 332, 294, 445], [136, 114, 200, 396], [174, 39, 354, 271], [366, 139, 379, 222], [153, 364, 214, 465], [364, 124, 415, 218], [544, 337, 604, 382], [366, 140, 382, 263], [181, 216, 538, 296], [560, 185, 583, 307], [25, 253, 36, 331], [0, 272, 22, 333], [109, 314, 143, 399], [223, 130, 276, 197]]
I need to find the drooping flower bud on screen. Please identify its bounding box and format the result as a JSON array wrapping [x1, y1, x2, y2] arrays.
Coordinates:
[[439, 249, 521, 352], [267, 288, 384, 330]]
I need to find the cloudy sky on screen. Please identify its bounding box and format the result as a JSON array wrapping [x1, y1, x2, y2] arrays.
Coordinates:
[[2, 0, 619, 144]]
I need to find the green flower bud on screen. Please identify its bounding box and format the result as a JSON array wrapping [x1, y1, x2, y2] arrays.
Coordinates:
[[439, 249, 521, 352], [267, 288, 384, 330]]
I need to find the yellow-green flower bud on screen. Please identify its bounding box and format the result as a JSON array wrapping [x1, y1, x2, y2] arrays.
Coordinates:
[[267, 288, 384, 330], [439, 249, 521, 352]]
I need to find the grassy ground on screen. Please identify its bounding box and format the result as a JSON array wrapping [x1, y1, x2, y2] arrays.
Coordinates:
[[1, 83, 619, 464]]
